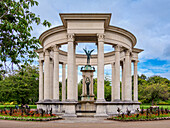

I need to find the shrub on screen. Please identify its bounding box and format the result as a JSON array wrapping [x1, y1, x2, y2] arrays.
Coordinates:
[[158, 101, 169, 105]]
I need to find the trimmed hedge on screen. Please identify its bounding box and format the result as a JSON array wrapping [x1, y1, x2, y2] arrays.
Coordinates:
[[0, 105, 37, 109]]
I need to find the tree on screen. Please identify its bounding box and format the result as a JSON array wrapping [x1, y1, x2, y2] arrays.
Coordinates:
[[0, 65, 39, 104], [0, 0, 51, 71], [138, 75, 170, 104]]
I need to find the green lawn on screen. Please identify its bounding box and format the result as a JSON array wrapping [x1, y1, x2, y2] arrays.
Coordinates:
[[0, 105, 37, 109], [0, 104, 169, 110], [140, 104, 170, 109]]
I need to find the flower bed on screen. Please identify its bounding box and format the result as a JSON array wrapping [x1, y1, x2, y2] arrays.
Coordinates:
[[108, 113, 170, 121], [0, 116, 62, 121], [0, 108, 62, 121], [108, 107, 170, 121]]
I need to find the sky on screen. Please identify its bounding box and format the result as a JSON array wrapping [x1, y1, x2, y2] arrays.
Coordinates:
[[30, 0, 170, 81]]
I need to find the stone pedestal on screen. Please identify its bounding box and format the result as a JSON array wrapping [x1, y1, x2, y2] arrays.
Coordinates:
[[80, 65, 95, 101], [63, 102, 77, 118]]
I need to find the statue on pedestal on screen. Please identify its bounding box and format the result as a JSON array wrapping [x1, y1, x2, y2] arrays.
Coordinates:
[[83, 48, 94, 65]]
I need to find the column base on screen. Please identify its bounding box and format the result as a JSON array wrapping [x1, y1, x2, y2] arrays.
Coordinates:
[[62, 102, 77, 118], [123, 100, 132, 102], [62, 114, 77, 118], [52, 99, 60, 102], [37, 100, 44, 103], [66, 99, 78, 102], [43, 99, 52, 102], [94, 103, 108, 118], [112, 99, 121, 102], [96, 99, 106, 103], [94, 113, 108, 118]]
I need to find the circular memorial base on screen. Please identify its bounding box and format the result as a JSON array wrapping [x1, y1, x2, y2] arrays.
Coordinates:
[[37, 100, 141, 117]]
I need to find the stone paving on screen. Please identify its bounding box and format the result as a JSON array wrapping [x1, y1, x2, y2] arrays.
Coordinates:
[[0, 117, 170, 128]]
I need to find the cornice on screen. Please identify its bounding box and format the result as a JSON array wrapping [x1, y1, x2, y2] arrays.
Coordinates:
[[34, 48, 43, 53], [132, 48, 144, 53], [106, 25, 137, 47], [59, 13, 111, 28], [39, 25, 66, 46]]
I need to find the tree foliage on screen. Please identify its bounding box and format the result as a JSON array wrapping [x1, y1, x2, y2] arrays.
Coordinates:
[[0, 65, 39, 104], [0, 68, 169, 104], [0, 0, 51, 71], [138, 75, 170, 104]]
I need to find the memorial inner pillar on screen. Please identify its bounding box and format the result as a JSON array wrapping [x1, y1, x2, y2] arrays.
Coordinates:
[[67, 34, 76, 101], [124, 50, 132, 101], [52, 45, 59, 101], [111, 62, 115, 101], [39, 60, 44, 102], [133, 60, 138, 101], [75, 65, 78, 101], [50, 58, 53, 99], [62, 63, 66, 101], [121, 60, 125, 101], [44, 49, 51, 101], [97, 34, 105, 102], [114, 45, 120, 101]]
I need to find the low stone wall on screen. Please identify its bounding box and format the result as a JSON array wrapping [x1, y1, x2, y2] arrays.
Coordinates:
[[37, 101, 141, 117]]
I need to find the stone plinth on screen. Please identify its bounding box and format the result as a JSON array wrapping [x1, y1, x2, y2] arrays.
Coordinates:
[[80, 65, 95, 101]]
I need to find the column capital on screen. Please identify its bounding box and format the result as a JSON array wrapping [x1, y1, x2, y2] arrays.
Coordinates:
[[62, 62, 66, 66], [44, 49, 50, 56], [125, 49, 131, 56], [114, 45, 120, 52], [97, 33, 105, 42], [134, 60, 138, 65], [38, 60, 43, 63], [52, 45, 60, 52], [67, 33, 75, 42], [50, 59, 53, 64]]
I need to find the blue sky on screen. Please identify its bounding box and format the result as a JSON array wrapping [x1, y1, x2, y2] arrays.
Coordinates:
[[31, 0, 170, 81]]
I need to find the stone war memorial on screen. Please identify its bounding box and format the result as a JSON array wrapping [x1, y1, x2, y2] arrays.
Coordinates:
[[36, 13, 143, 117]]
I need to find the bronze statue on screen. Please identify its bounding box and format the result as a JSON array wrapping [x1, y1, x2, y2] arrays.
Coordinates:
[[83, 48, 94, 65], [85, 77, 91, 96]]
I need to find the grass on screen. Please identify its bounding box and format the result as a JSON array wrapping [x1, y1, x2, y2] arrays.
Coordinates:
[[140, 104, 170, 109], [0, 104, 169, 110], [0, 105, 37, 109]]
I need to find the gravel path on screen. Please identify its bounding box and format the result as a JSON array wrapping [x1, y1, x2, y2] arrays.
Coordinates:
[[0, 117, 169, 128]]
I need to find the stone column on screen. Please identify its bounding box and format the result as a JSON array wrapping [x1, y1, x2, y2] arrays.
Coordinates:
[[39, 60, 44, 101], [95, 34, 107, 118], [133, 60, 138, 101], [67, 34, 76, 101], [124, 50, 132, 101], [97, 34, 105, 102], [114, 45, 120, 101], [111, 62, 115, 101], [63, 34, 77, 117], [50, 59, 53, 99], [121, 61, 125, 101], [62, 63, 66, 101], [53, 45, 60, 101], [75, 65, 78, 101], [44, 49, 51, 101]]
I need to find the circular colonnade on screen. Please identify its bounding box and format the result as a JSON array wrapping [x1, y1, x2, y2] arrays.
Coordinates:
[[36, 13, 143, 117]]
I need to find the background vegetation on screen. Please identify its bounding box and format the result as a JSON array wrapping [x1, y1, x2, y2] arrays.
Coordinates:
[[0, 65, 169, 105]]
